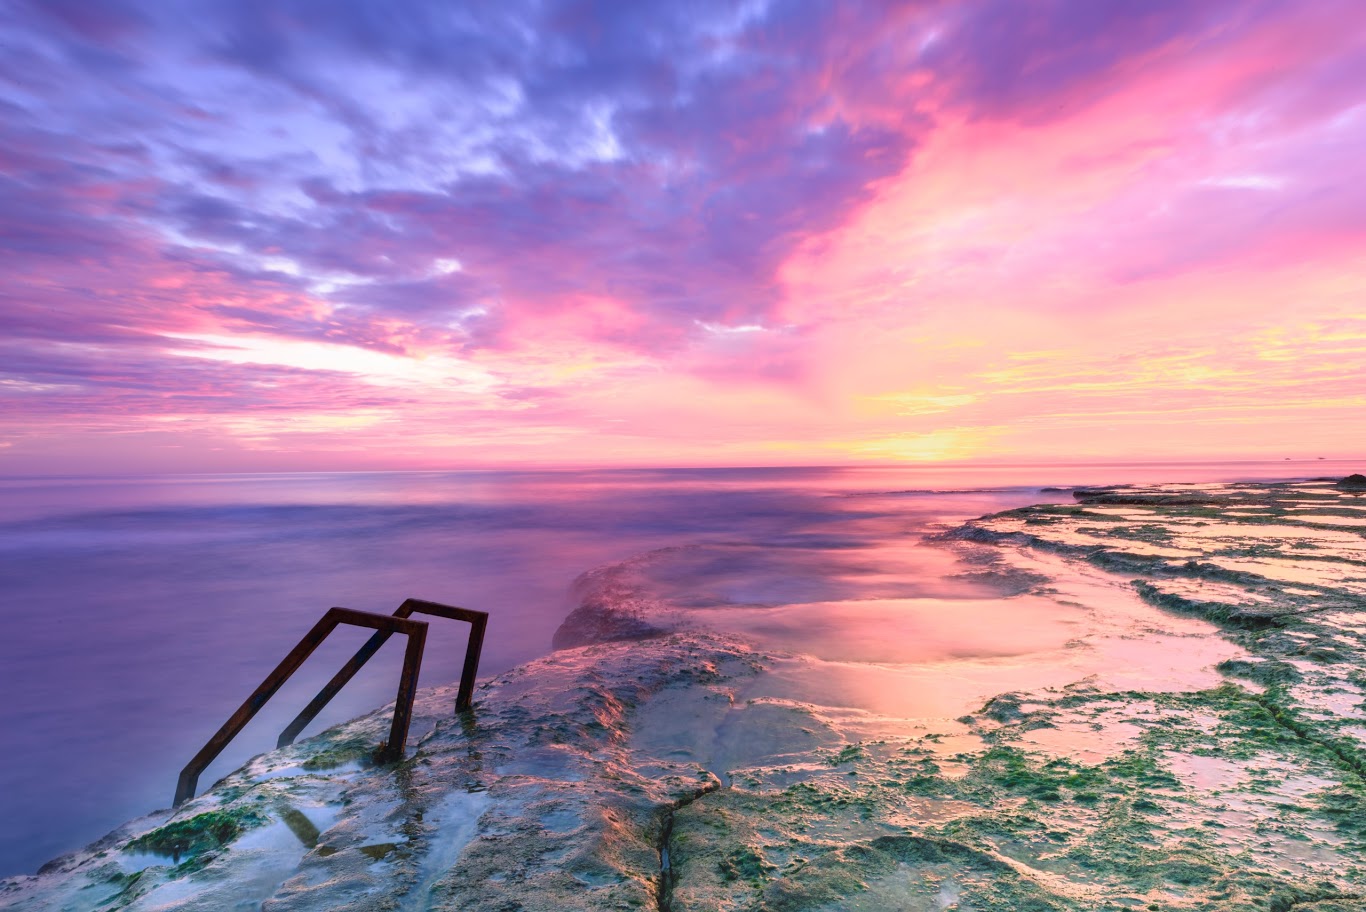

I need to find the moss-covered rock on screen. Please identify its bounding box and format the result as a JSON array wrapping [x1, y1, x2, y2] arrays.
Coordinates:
[[124, 807, 268, 862]]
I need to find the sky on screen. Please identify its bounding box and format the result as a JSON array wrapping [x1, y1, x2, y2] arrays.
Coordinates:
[[1, 0, 1364, 473]]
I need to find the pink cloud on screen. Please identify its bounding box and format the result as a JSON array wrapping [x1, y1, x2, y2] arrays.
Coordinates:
[[2, 0, 1364, 470]]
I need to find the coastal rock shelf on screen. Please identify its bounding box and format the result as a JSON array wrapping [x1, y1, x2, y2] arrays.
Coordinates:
[[5, 479, 1366, 910]]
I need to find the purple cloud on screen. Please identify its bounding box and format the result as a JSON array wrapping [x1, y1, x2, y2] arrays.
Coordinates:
[[2, 0, 1363, 442]]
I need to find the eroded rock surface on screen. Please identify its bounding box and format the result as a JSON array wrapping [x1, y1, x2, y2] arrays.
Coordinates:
[[7, 478, 1366, 910]]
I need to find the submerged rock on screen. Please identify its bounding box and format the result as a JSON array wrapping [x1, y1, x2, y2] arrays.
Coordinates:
[[551, 560, 669, 649], [551, 600, 665, 649], [1073, 486, 1222, 505]]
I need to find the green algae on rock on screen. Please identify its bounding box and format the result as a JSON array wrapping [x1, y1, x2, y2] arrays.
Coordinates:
[[123, 808, 269, 863]]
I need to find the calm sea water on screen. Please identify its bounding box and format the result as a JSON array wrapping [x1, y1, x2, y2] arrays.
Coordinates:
[[0, 461, 1357, 875]]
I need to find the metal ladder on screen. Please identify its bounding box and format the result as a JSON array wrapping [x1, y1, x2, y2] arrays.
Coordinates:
[[174, 598, 487, 807]]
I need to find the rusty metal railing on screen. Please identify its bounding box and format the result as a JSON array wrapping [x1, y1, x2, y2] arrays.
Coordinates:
[[277, 599, 487, 749], [173, 599, 487, 807]]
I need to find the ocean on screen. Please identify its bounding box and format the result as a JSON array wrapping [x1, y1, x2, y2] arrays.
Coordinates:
[[0, 460, 1357, 876]]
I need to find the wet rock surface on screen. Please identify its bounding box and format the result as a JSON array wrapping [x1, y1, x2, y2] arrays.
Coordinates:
[[552, 560, 669, 649], [6, 478, 1366, 910], [2, 633, 759, 911]]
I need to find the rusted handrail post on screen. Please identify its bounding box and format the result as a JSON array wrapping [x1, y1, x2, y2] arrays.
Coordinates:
[[173, 608, 428, 807], [276, 599, 487, 749]]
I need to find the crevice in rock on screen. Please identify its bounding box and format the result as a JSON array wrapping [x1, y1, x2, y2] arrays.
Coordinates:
[[1250, 690, 1366, 781], [655, 782, 721, 912], [655, 809, 675, 912]]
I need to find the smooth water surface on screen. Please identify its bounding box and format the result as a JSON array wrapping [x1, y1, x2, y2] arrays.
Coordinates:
[[0, 460, 1358, 875]]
